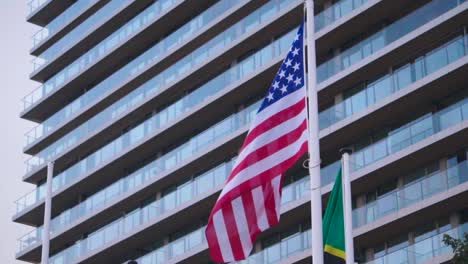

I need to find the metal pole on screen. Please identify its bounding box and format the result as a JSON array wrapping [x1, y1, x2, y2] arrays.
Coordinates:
[[305, 1, 324, 263], [41, 161, 54, 264], [340, 148, 355, 264]]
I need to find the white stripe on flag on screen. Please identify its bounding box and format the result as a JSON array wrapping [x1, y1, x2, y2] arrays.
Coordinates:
[[253, 87, 306, 126], [222, 130, 308, 196], [232, 197, 253, 256], [213, 210, 234, 260], [252, 186, 269, 231], [271, 175, 282, 221], [233, 107, 307, 172]]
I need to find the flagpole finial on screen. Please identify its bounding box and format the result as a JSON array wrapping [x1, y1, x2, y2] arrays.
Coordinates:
[[339, 148, 353, 155]]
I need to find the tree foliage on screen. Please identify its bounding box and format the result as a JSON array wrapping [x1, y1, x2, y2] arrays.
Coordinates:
[[443, 232, 468, 264]]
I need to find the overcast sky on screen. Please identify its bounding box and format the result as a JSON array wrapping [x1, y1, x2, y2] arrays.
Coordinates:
[[0, 1, 40, 263]]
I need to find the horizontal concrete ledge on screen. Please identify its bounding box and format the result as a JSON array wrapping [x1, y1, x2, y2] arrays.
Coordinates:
[[29, 0, 152, 82], [319, 55, 468, 163], [20, 2, 304, 184], [22, 0, 270, 155], [316, 1, 468, 109], [29, 0, 107, 57], [19, 119, 466, 261], [354, 182, 468, 244], [26, 0, 74, 26]]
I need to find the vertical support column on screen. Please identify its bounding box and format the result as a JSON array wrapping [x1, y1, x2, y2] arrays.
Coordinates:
[[41, 161, 54, 264]]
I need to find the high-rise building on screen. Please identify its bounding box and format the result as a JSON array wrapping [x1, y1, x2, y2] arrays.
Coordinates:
[[15, 0, 468, 263]]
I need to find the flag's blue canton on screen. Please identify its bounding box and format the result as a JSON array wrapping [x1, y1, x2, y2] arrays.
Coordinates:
[[258, 24, 305, 113]]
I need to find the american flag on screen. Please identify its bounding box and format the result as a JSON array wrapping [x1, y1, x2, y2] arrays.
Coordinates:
[[205, 23, 308, 262]]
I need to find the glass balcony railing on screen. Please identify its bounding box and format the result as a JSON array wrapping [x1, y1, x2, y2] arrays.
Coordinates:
[[129, 178, 311, 264], [27, 0, 48, 15], [235, 229, 312, 264], [19, 103, 467, 255], [15, 18, 298, 217], [23, 0, 262, 148], [23, 0, 297, 174], [16, 99, 259, 250], [353, 161, 468, 228], [315, 0, 368, 31], [18, 157, 236, 254], [17, 37, 468, 228], [319, 33, 468, 130], [317, 0, 467, 83], [24, 0, 368, 147], [19, 14, 298, 210], [47, 163, 310, 263], [320, 97, 468, 187], [23, 0, 176, 112], [31, 0, 97, 48], [365, 222, 468, 264], [352, 98, 468, 171], [30, 0, 133, 72]]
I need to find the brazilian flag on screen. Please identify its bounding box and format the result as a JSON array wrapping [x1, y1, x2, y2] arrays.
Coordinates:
[[323, 168, 346, 263]]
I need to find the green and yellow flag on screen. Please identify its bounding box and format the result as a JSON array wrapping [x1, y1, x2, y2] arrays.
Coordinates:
[[323, 168, 346, 264]]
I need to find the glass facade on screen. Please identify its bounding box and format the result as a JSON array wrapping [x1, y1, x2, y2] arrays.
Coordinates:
[[47, 169, 311, 263], [23, 0, 298, 167], [24, 0, 248, 147], [31, 0, 98, 48], [366, 220, 468, 263], [351, 98, 468, 170], [319, 33, 467, 130], [16, 20, 299, 215], [317, 0, 466, 83], [18, 0, 468, 262], [353, 160, 468, 227]]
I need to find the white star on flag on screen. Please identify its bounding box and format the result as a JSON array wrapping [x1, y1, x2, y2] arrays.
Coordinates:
[[292, 48, 299, 56], [294, 77, 302, 86], [280, 84, 288, 94], [292, 62, 300, 72], [279, 70, 286, 78], [272, 81, 280, 90], [286, 74, 294, 83], [285, 59, 292, 67], [267, 92, 274, 101]]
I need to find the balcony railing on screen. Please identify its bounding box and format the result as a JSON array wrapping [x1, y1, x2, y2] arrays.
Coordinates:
[[23, 0, 245, 148], [365, 222, 467, 264], [16, 18, 299, 215], [27, 0, 48, 15], [47, 169, 310, 263], [353, 161, 468, 228], [352, 98, 468, 171], [315, 0, 368, 31], [23, 0, 134, 111], [31, 0, 97, 48], [22, 0, 291, 153], [24, 0, 371, 146], [317, 0, 467, 83], [319, 33, 468, 130], [24, 0, 180, 113], [20, 157, 235, 255], [130, 178, 311, 264]]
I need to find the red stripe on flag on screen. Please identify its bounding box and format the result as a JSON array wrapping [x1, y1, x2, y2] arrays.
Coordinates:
[[206, 218, 224, 262], [222, 203, 246, 260], [227, 120, 307, 183], [263, 179, 280, 226], [239, 99, 305, 152], [242, 192, 261, 240], [212, 141, 308, 215]]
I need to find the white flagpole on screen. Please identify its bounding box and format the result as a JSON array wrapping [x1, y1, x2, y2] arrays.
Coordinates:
[[41, 161, 54, 264], [305, 1, 324, 263], [340, 148, 355, 264]]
